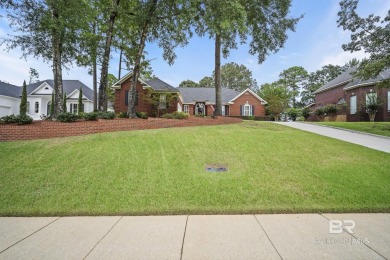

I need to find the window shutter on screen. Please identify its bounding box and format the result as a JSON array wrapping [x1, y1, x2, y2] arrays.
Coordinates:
[[252, 106, 254, 116], [135, 90, 138, 106], [240, 105, 243, 116], [125, 90, 129, 106]]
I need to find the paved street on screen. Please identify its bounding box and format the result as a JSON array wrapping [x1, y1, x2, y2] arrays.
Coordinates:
[[1, 214, 389, 260], [276, 122, 390, 153]]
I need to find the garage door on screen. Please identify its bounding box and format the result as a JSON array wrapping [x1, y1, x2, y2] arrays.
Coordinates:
[[0, 106, 11, 117]]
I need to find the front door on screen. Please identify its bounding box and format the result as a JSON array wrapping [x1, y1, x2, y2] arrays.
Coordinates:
[[195, 102, 205, 116]]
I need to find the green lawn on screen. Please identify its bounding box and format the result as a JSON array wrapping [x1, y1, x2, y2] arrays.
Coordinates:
[[1, 121, 389, 216], [316, 122, 390, 137]]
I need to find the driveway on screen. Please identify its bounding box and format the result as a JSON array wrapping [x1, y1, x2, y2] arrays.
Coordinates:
[[1, 214, 389, 259], [276, 122, 390, 153]]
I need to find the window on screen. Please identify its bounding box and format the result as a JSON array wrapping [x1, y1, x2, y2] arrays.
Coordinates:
[[221, 105, 225, 116], [125, 90, 129, 106], [26, 101, 30, 113], [350, 96, 357, 114], [70, 104, 78, 114], [34, 102, 39, 113], [177, 103, 182, 112], [243, 104, 251, 116], [159, 94, 166, 109], [184, 105, 189, 114], [337, 98, 346, 104], [388, 91, 390, 111]]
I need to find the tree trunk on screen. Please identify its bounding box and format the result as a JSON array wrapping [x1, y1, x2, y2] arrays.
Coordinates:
[[128, 0, 158, 118], [92, 21, 98, 112], [214, 34, 222, 117], [118, 45, 123, 79], [98, 0, 120, 111], [51, 5, 64, 117]]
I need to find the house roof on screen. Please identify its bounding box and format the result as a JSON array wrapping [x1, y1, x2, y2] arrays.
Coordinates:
[[0, 81, 20, 98], [145, 78, 179, 92], [177, 87, 241, 104], [27, 80, 94, 100], [313, 66, 390, 94]]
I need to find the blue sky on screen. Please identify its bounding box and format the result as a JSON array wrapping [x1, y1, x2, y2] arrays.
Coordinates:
[[0, 0, 389, 88]]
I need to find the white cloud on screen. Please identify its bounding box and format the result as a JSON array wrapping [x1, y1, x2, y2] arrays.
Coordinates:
[[320, 50, 368, 67]]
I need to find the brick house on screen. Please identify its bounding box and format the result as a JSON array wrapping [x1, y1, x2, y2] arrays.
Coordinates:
[[313, 67, 390, 122], [112, 73, 267, 117]]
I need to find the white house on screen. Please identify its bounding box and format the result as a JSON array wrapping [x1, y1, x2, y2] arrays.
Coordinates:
[[0, 80, 94, 120]]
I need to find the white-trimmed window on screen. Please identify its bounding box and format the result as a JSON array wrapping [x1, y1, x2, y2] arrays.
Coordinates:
[[350, 95, 357, 114], [184, 105, 189, 114], [34, 102, 39, 113], [159, 94, 167, 109], [70, 104, 78, 114], [26, 101, 30, 113], [221, 105, 225, 116], [388, 91, 390, 111], [243, 103, 252, 116]]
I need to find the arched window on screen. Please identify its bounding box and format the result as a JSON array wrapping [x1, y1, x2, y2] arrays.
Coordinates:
[[47, 101, 51, 116], [337, 98, 346, 104], [34, 102, 39, 113]]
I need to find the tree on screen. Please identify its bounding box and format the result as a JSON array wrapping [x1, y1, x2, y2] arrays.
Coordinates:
[[62, 93, 67, 113], [143, 90, 178, 117], [28, 68, 39, 84], [258, 81, 290, 121], [279, 66, 308, 108], [78, 87, 83, 114], [194, 0, 302, 116], [20, 80, 27, 116], [338, 0, 390, 86], [199, 76, 214, 87], [50, 92, 54, 116], [219, 62, 258, 91], [179, 80, 199, 88], [2, 0, 89, 117], [107, 74, 118, 110], [127, 0, 193, 118]]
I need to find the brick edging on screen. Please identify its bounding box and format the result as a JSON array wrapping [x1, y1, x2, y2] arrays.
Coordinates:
[[0, 117, 242, 141]]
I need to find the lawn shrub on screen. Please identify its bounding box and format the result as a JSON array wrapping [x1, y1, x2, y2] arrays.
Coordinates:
[[136, 112, 148, 119], [98, 111, 116, 120], [162, 112, 189, 119], [15, 115, 33, 125], [83, 112, 99, 121], [301, 107, 311, 120], [296, 116, 305, 121], [324, 104, 338, 115], [1, 114, 18, 123], [56, 113, 79, 122], [118, 112, 128, 118], [286, 108, 301, 121], [162, 113, 174, 119]]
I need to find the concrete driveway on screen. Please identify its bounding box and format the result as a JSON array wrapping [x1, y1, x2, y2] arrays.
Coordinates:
[[276, 122, 390, 153], [1, 214, 389, 259]]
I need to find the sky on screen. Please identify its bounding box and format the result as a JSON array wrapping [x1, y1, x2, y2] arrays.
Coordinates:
[[0, 0, 389, 89]]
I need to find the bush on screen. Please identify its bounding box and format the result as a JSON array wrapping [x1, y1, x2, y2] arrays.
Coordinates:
[[194, 114, 206, 118], [286, 108, 301, 121], [247, 115, 255, 120], [1, 114, 18, 123], [83, 112, 99, 121], [172, 111, 188, 119], [136, 111, 148, 119], [56, 113, 79, 122], [301, 107, 311, 120], [162, 113, 174, 119], [314, 107, 326, 117], [296, 116, 305, 122], [16, 115, 33, 125], [1, 114, 33, 125], [118, 112, 129, 118], [324, 104, 338, 115], [98, 111, 116, 120]]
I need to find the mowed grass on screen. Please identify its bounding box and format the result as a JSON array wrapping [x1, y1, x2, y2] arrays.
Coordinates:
[[316, 122, 390, 137], [0, 121, 389, 216]]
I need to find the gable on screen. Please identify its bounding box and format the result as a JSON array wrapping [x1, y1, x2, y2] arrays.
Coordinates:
[[29, 82, 54, 95], [229, 89, 267, 104], [67, 89, 89, 100]]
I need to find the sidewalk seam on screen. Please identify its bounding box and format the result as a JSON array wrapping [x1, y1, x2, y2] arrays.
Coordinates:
[[83, 216, 123, 260], [180, 215, 189, 260], [253, 215, 283, 260], [0, 217, 60, 254], [319, 214, 388, 260]]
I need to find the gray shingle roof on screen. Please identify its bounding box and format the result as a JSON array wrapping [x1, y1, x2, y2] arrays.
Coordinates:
[[145, 78, 179, 92], [27, 80, 94, 100], [0, 81, 20, 98], [178, 87, 241, 104], [314, 66, 390, 94]]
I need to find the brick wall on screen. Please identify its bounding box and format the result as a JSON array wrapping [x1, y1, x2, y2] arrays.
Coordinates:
[[229, 91, 266, 116], [0, 117, 242, 141], [315, 84, 347, 106]]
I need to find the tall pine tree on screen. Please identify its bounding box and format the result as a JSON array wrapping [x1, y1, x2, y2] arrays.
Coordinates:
[[20, 80, 27, 116]]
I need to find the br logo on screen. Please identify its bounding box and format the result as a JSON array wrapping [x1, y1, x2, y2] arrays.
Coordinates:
[[329, 220, 355, 234]]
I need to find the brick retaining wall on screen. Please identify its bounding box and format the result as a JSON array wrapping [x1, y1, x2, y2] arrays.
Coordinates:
[[0, 117, 242, 141]]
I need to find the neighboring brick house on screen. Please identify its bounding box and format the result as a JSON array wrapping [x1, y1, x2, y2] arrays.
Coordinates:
[[313, 67, 390, 122], [112, 74, 267, 117]]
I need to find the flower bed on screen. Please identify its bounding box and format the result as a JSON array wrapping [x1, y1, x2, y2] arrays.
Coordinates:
[[0, 116, 242, 141]]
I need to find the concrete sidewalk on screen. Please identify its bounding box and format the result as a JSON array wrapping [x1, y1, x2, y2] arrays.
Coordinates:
[[1, 214, 389, 260], [276, 122, 390, 153]]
